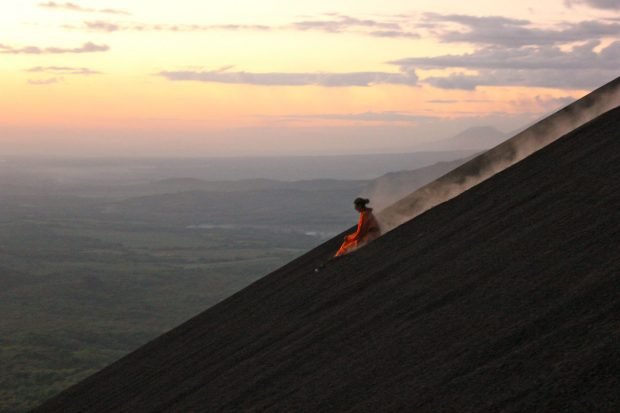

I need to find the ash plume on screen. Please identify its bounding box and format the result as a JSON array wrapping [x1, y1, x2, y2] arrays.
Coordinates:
[[376, 76, 620, 232]]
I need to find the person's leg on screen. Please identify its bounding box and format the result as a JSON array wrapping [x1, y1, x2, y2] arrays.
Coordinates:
[[335, 239, 357, 257]]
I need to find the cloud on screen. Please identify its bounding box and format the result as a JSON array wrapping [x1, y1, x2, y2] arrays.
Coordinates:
[[392, 41, 620, 90], [391, 40, 620, 71], [98, 8, 131, 15], [0, 42, 109, 54], [83, 20, 120, 32], [425, 13, 620, 47], [368, 30, 419, 39], [292, 15, 397, 32], [39, 1, 86, 11], [277, 111, 435, 123], [26, 66, 102, 75], [27, 77, 62, 85], [289, 13, 418, 37], [66, 13, 418, 38], [286, 13, 420, 38], [515, 95, 577, 111], [424, 68, 617, 90], [158, 66, 418, 87], [565, 0, 620, 10], [38, 1, 130, 15], [423, 74, 481, 90], [69, 20, 271, 33], [427, 99, 459, 104]]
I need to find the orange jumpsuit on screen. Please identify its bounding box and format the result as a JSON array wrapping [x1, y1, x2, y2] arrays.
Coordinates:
[[335, 208, 381, 257]]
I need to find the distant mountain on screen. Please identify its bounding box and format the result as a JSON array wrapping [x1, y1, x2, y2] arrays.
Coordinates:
[[420, 126, 506, 151], [97, 159, 472, 229], [82, 177, 368, 200]]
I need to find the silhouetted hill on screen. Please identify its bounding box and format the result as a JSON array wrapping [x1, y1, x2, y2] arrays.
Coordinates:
[[82, 177, 368, 199], [91, 160, 468, 229], [34, 110, 620, 410]]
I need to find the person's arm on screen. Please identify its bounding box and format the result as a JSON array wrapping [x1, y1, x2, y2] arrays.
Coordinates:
[[346, 212, 369, 241]]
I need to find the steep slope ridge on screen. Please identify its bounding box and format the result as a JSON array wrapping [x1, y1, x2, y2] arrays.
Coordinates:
[[379, 76, 620, 231], [35, 108, 620, 412]]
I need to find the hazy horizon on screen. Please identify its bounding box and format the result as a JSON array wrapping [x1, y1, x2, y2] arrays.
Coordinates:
[[1, 119, 518, 157], [0, 150, 476, 184]]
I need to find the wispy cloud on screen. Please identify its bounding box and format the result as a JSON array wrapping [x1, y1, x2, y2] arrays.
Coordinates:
[[70, 20, 271, 33], [0, 42, 109, 54], [292, 13, 400, 31], [62, 11, 620, 45], [276, 111, 435, 123], [290, 13, 418, 38], [65, 13, 418, 38], [390, 40, 619, 70], [26, 66, 102, 75], [368, 30, 419, 39], [157, 66, 418, 87], [564, 0, 620, 10], [423, 69, 617, 90], [427, 99, 459, 104], [27, 77, 62, 85], [82, 20, 120, 32], [424, 13, 620, 47], [511, 95, 577, 111], [38, 1, 130, 15], [390, 41, 620, 90]]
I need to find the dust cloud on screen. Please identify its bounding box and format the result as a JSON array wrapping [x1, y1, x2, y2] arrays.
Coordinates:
[[376, 77, 620, 233]]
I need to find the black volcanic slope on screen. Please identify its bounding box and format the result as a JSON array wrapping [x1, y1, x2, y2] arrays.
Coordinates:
[[35, 108, 620, 412]]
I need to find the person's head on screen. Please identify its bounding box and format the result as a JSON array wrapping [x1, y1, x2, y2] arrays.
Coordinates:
[[354, 197, 370, 212]]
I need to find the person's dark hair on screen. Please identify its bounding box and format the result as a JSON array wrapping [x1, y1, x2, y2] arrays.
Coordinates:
[[354, 197, 370, 207]]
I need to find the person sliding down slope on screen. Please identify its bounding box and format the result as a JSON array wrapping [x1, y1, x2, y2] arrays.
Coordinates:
[[334, 197, 381, 257]]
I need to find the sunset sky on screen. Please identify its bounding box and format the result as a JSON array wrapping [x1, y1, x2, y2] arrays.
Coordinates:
[[1, 0, 619, 156]]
